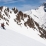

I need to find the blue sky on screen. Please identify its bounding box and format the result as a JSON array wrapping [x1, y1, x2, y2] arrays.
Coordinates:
[[0, 0, 46, 11]]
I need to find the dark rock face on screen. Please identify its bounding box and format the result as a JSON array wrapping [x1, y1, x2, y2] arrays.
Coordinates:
[[43, 3, 46, 7], [24, 15, 35, 29], [0, 6, 10, 26], [14, 11, 28, 25], [0, 6, 3, 11], [12, 8, 18, 13], [43, 3, 46, 12]]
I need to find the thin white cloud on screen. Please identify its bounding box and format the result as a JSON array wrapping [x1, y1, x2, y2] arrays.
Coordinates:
[[8, 0, 46, 11], [17, 4, 38, 11], [4, 0, 18, 4], [0, 0, 13, 2], [0, 0, 25, 3], [0, 0, 25, 4], [39, 0, 46, 3], [20, 0, 24, 1], [6, 4, 38, 11]]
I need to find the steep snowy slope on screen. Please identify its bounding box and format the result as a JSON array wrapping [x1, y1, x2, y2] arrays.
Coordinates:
[[0, 28, 46, 46]]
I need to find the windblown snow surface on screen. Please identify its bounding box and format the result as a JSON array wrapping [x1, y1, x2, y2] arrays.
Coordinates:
[[0, 27, 46, 46]]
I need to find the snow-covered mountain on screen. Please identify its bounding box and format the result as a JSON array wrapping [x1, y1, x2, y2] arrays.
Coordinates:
[[24, 3, 46, 39], [24, 3, 46, 26], [0, 3, 46, 45]]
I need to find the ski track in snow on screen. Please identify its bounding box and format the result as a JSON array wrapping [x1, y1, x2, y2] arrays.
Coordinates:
[[0, 28, 46, 46]]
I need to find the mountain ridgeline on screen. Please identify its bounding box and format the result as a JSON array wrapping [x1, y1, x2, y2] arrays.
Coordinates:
[[0, 3, 46, 39]]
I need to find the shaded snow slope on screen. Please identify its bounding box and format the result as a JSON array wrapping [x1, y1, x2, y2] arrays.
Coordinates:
[[0, 28, 46, 46]]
